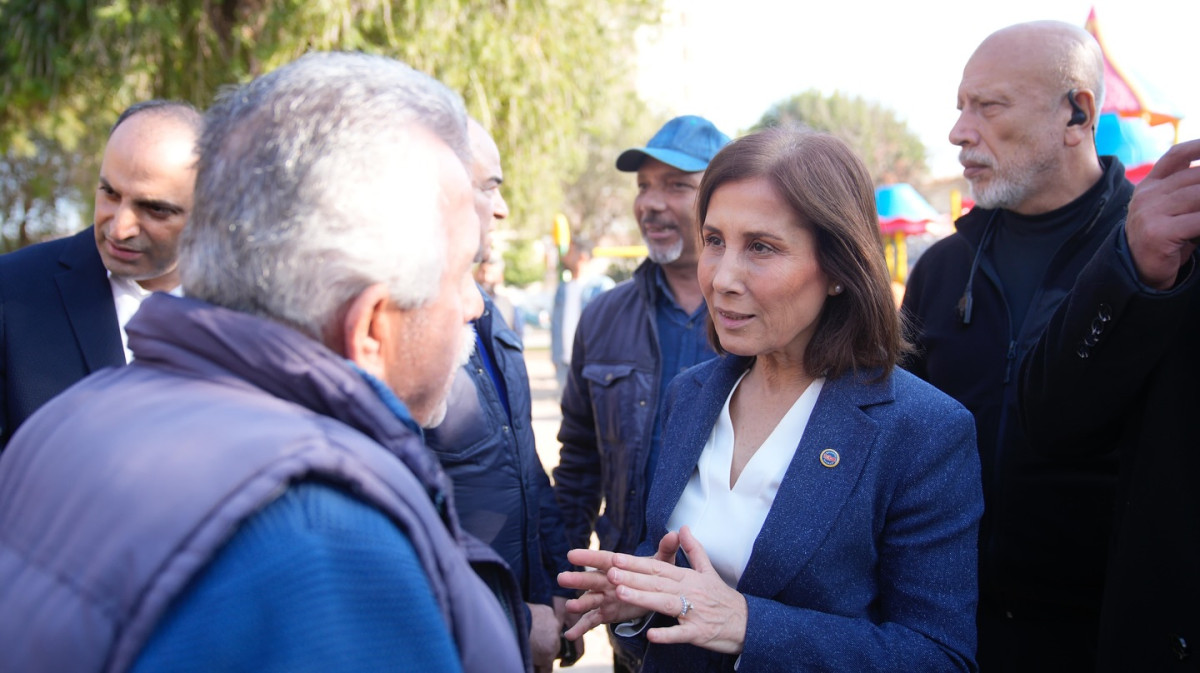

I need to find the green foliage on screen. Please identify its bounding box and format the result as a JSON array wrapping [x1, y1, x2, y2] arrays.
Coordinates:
[[0, 134, 89, 252], [500, 237, 543, 288], [562, 103, 667, 245], [752, 90, 928, 185], [0, 0, 663, 249]]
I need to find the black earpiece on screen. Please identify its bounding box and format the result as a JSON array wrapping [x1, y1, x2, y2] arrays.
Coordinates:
[[958, 211, 998, 327], [1067, 88, 1087, 127]]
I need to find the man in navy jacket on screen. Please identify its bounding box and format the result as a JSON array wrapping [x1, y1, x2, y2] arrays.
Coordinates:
[[0, 100, 200, 450], [426, 119, 575, 672]]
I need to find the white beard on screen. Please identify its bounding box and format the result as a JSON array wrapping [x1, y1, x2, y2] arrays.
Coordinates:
[[961, 147, 1055, 211], [646, 237, 684, 265], [421, 323, 478, 429]]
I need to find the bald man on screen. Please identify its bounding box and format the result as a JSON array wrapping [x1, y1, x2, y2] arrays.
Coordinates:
[[426, 119, 577, 672], [0, 101, 201, 449], [901, 21, 1134, 672]]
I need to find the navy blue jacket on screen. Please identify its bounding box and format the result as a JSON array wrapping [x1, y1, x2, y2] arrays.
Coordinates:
[[427, 291, 572, 605], [553, 261, 664, 555], [627, 356, 982, 672], [901, 157, 1133, 614], [0, 226, 125, 449]]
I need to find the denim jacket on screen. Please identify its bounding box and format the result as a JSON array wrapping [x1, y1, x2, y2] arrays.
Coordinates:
[[553, 261, 664, 555]]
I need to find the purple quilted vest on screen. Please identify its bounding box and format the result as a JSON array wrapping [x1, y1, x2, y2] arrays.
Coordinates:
[[0, 294, 529, 672]]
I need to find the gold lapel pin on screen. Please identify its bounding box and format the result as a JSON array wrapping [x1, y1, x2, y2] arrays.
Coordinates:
[[820, 448, 840, 468]]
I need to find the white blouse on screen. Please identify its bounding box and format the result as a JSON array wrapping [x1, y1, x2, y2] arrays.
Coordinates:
[[667, 372, 825, 587]]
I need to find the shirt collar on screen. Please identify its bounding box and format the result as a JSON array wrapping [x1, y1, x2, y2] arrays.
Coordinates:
[[106, 270, 184, 297]]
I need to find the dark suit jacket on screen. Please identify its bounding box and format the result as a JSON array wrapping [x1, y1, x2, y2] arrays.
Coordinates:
[[630, 355, 983, 672], [0, 227, 124, 449], [1022, 227, 1200, 671]]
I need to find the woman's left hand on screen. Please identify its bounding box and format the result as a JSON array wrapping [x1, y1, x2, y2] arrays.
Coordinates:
[[607, 525, 748, 655]]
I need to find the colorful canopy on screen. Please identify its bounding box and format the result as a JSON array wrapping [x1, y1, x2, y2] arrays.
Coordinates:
[[1096, 112, 1169, 183], [876, 183, 938, 235], [1085, 8, 1183, 134]]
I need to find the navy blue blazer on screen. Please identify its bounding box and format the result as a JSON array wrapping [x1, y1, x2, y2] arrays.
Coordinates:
[[631, 355, 982, 672], [0, 227, 124, 449]]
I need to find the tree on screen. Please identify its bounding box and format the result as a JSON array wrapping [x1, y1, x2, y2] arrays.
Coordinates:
[[561, 103, 666, 246], [0, 134, 92, 252], [0, 0, 663, 249], [752, 90, 927, 185]]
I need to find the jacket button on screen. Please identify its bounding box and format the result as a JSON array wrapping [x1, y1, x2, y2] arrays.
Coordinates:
[[605, 373, 613, 381], [1172, 634, 1190, 660], [639, 400, 646, 407]]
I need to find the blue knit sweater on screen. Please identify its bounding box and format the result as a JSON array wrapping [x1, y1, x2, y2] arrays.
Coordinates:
[[131, 482, 464, 672]]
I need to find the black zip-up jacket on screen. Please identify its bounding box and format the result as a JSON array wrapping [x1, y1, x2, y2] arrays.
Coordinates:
[[901, 157, 1134, 615]]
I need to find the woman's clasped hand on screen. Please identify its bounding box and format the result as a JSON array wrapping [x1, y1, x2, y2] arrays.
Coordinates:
[[559, 526, 748, 655]]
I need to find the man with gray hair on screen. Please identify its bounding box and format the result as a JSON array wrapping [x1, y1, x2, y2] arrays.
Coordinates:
[[901, 21, 1135, 671], [0, 52, 526, 672]]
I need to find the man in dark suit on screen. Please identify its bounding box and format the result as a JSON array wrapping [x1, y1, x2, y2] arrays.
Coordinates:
[[1022, 138, 1200, 671], [0, 100, 201, 449]]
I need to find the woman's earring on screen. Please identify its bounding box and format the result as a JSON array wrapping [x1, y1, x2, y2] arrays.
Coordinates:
[[832, 284, 844, 295]]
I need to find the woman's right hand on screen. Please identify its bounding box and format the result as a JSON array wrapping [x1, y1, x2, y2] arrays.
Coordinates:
[[557, 530, 681, 640]]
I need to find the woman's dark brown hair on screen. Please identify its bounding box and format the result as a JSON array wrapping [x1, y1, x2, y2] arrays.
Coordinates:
[[696, 126, 910, 380]]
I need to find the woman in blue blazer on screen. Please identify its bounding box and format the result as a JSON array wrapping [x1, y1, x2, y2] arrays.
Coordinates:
[[560, 128, 983, 672]]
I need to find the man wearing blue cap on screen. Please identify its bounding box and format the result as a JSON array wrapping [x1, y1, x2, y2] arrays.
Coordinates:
[[553, 115, 730, 673]]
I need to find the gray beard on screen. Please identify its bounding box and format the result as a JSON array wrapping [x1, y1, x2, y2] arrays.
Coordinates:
[[421, 323, 478, 429], [646, 238, 684, 265], [970, 173, 1036, 210]]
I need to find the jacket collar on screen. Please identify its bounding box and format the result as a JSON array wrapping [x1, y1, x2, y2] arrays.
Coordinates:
[[127, 293, 460, 526], [54, 227, 125, 370], [632, 258, 661, 304], [654, 356, 894, 596]]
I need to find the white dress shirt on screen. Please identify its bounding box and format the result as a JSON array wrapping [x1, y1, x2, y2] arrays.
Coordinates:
[[667, 372, 825, 587], [108, 273, 182, 363]]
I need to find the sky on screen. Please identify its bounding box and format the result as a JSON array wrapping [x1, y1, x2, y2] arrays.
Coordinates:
[[634, 0, 1198, 178]]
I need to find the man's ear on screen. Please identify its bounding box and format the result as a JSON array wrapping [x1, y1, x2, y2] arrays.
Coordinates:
[[1065, 89, 1098, 147], [343, 283, 393, 380]]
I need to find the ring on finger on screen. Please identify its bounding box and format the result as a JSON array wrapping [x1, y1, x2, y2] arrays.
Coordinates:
[[679, 595, 692, 618]]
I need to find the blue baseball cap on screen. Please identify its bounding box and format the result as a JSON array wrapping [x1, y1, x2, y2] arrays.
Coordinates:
[[616, 115, 731, 173]]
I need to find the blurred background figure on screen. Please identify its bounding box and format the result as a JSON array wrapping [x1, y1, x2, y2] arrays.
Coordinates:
[[475, 250, 525, 344], [551, 237, 615, 389]]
